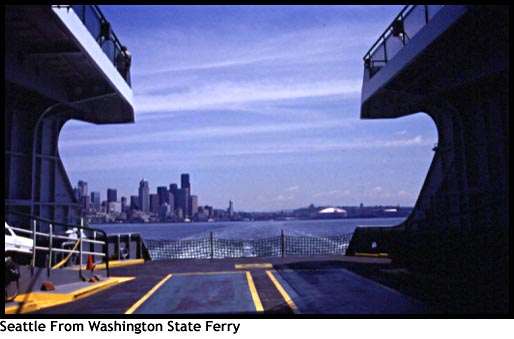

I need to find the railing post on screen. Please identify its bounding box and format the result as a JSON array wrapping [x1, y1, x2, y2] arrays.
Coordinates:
[[210, 232, 214, 259], [79, 218, 83, 279], [137, 234, 142, 260], [117, 234, 121, 260], [31, 220, 37, 277], [128, 233, 131, 259], [105, 233, 110, 278], [92, 231, 97, 264], [281, 229, 285, 258], [48, 224, 53, 278]]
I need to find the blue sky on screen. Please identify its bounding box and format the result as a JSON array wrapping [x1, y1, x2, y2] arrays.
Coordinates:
[[59, 5, 438, 212]]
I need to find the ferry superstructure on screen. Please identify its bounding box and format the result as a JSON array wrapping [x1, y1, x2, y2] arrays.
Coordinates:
[[5, 5, 134, 228], [348, 5, 508, 312]]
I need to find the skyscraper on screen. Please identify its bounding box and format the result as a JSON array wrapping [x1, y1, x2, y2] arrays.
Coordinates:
[[157, 186, 169, 205], [78, 180, 88, 199], [91, 191, 101, 212], [181, 174, 190, 191], [130, 195, 139, 210], [176, 188, 189, 218], [150, 193, 159, 214], [107, 188, 117, 204], [228, 200, 234, 217], [168, 192, 175, 213], [169, 183, 178, 210], [139, 179, 150, 213], [181, 174, 191, 217], [121, 196, 127, 212], [190, 195, 198, 217]]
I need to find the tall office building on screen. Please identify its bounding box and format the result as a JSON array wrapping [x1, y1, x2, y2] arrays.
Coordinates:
[[169, 183, 178, 210], [181, 173, 190, 191], [228, 200, 234, 217], [149, 193, 159, 214], [81, 195, 90, 213], [168, 192, 175, 213], [139, 179, 150, 213], [90, 191, 101, 212], [190, 195, 198, 217], [130, 195, 139, 210], [157, 186, 169, 205], [121, 196, 127, 212], [107, 188, 117, 204], [78, 180, 88, 199], [181, 174, 191, 217], [176, 188, 189, 218]]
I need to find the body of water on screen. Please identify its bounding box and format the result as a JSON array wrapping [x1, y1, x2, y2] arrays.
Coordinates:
[[94, 217, 406, 241]]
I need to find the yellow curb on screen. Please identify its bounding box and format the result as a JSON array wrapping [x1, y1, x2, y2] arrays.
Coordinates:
[[5, 276, 134, 314], [68, 259, 145, 271], [235, 263, 273, 269]]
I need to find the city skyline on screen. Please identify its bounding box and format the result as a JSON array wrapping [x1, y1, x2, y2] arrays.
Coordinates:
[[59, 5, 438, 211]]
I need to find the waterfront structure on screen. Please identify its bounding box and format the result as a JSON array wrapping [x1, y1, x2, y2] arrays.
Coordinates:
[[108, 201, 121, 214], [158, 203, 170, 221], [5, 5, 133, 228], [138, 179, 150, 213], [348, 5, 508, 312], [318, 207, 347, 218]]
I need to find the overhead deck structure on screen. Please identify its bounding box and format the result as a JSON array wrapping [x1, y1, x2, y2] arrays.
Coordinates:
[[5, 5, 134, 229], [347, 5, 508, 312]]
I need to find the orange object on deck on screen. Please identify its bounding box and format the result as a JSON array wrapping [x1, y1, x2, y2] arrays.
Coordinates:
[[87, 255, 94, 271]]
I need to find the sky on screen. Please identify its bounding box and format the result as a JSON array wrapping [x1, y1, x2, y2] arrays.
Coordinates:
[[58, 5, 438, 212]]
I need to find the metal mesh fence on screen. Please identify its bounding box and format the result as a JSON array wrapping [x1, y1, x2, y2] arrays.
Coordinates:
[[285, 234, 353, 256], [144, 233, 353, 260]]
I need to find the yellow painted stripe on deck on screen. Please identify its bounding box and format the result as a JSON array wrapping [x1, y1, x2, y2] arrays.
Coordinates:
[[246, 271, 263, 312], [125, 273, 172, 314], [266, 270, 299, 314], [235, 263, 273, 269]]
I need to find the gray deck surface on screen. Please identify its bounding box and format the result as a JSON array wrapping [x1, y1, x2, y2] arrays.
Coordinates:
[[27, 255, 430, 315]]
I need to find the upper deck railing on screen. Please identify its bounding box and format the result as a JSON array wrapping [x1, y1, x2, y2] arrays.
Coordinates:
[[363, 5, 444, 78], [54, 5, 131, 87]]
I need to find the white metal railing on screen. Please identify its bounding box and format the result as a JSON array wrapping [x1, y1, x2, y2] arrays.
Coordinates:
[[6, 211, 110, 279]]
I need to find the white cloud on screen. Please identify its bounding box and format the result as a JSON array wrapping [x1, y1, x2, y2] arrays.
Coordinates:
[[285, 185, 299, 192], [59, 119, 355, 149], [134, 79, 361, 113]]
